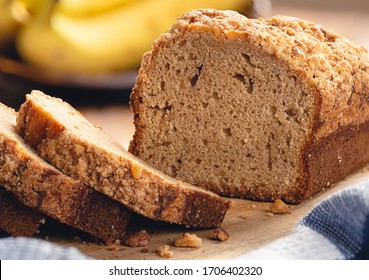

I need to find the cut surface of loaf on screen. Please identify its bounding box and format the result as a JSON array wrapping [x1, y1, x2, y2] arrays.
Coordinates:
[[16, 90, 232, 228], [0, 186, 45, 236], [0, 103, 131, 244], [129, 9, 369, 204]]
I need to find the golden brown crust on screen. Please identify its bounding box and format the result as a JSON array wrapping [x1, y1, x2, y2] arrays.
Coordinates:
[[302, 119, 369, 201], [0, 104, 130, 244], [0, 186, 45, 236], [17, 91, 231, 228]]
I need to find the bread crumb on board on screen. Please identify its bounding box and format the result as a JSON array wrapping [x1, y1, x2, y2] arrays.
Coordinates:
[[124, 230, 151, 247], [174, 233, 202, 248], [269, 199, 291, 214], [239, 212, 248, 219], [155, 245, 173, 258], [107, 245, 118, 251], [210, 227, 230, 241]]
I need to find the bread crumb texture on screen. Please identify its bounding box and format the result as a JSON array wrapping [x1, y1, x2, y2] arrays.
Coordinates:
[[155, 245, 173, 258], [174, 232, 202, 248], [210, 227, 230, 241], [123, 230, 151, 247], [269, 199, 291, 214]]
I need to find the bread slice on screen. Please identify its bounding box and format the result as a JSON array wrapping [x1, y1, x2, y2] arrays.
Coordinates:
[[0, 186, 46, 236], [0, 103, 131, 244], [129, 9, 369, 204], [17, 90, 232, 228]]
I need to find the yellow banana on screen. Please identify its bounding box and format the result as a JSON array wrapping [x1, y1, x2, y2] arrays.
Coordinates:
[[18, 0, 253, 74], [16, 0, 108, 73], [52, 0, 252, 73], [57, 0, 136, 17]]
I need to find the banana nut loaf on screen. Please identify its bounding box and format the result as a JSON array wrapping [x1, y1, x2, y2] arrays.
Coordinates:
[[129, 9, 369, 204], [0, 103, 131, 244], [0, 186, 45, 236], [16, 91, 232, 228]]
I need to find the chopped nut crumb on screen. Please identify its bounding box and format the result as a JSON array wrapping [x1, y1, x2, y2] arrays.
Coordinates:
[[250, 204, 257, 209], [269, 199, 291, 214], [156, 245, 173, 258], [124, 230, 151, 247], [174, 233, 202, 248], [210, 227, 230, 241], [114, 239, 121, 245], [239, 212, 248, 219], [266, 212, 274, 217], [107, 245, 118, 251], [292, 45, 304, 57]]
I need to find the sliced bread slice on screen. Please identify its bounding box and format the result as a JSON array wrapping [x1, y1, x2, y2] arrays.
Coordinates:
[[17, 90, 232, 228], [0, 186, 45, 236], [0, 103, 131, 244]]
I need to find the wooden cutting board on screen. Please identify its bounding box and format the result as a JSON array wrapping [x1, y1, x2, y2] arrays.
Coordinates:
[[41, 106, 369, 259], [51, 164, 369, 260]]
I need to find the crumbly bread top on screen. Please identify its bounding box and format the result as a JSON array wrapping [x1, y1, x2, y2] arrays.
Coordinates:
[[143, 9, 369, 140]]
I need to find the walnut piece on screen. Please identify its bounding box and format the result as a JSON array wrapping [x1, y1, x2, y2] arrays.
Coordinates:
[[269, 199, 290, 214], [210, 227, 229, 241], [124, 230, 151, 247], [174, 233, 202, 248], [156, 245, 173, 258]]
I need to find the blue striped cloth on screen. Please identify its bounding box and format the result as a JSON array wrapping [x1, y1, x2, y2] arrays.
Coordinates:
[[1, 180, 368, 260], [0, 237, 90, 260]]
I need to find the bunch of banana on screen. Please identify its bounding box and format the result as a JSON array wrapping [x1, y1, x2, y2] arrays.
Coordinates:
[[2, 0, 270, 74]]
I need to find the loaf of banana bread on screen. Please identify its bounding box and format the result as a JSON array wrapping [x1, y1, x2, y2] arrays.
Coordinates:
[[129, 9, 369, 204]]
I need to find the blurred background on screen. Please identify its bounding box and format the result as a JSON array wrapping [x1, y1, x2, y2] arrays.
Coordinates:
[[0, 0, 368, 146]]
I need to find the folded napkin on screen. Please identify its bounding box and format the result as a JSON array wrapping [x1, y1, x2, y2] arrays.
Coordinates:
[[1, 180, 368, 260], [240, 180, 369, 260], [0, 237, 90, 260]]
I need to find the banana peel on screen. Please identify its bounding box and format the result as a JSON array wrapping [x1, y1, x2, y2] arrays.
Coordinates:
[[17, 0, 258, 74]]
